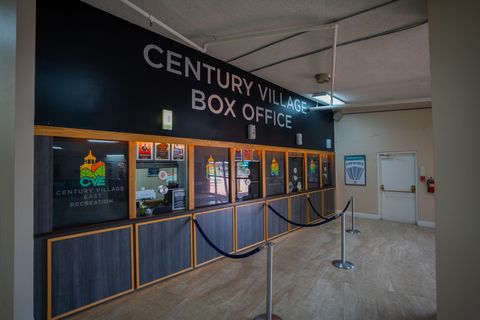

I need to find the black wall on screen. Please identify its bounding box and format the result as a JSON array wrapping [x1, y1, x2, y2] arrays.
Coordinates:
[[35, 0, 334, 150]]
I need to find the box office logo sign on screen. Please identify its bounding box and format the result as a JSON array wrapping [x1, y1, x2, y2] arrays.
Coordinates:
[[79, 150, 106, 187]]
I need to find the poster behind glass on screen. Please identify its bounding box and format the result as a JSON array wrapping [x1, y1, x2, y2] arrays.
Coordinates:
[[52, 138, 129, 229], [288, 154, 304, 193], [265, 151, 285, 196], [235, 149, 261, 201], [307, 154, 320, 189], [194, 146, 230, 207]]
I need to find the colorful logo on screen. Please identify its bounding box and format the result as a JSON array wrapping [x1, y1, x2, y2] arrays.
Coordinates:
[[206, 155, 215, 177], [309, 159, 317, 175], [271, 157, 279, 176], [80, 150, 106, 187]]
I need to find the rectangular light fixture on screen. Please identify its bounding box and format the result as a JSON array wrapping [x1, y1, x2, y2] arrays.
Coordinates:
[[87, 139, 119, 143], [311, 93, 345, 106]]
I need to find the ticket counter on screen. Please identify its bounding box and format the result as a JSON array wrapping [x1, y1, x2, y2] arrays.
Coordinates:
[[33, 1, 336, 319]]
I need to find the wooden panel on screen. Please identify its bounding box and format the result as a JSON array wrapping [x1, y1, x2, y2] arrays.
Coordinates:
[[229, 148, 236, 203], [261, 150, 266, 198], [236, 202, 265, 250], [323, 189, 336, 216], [48, 226, 133, 320], [308, 191, 323, 221], [290, 195, 308, 227], [128, 141, 136, 219], [34, 238, 47, 320], [195, 208, 234, 266], [136, 216, 192, 288], [188, 144, 195, 210], [267, 198, 289, 239], [34, 125, 336, 155], [34, 136, 53, 234]]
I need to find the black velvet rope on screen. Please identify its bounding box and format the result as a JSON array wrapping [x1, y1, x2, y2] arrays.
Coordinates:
[[194, 219, 263, 259], [267, 199, 351, 228], [307, 197, 323, 218], [267, 204, 336, 227]]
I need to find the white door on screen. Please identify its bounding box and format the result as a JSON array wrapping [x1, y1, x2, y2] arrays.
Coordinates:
[[379, 152, 417, 224]]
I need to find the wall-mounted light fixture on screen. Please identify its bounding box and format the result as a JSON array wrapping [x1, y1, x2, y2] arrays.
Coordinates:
[[296, 133, 303, 146], [248, 124, 256, 140]]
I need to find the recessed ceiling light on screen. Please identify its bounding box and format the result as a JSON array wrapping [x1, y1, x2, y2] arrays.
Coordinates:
[[311, 93, 345, 106]]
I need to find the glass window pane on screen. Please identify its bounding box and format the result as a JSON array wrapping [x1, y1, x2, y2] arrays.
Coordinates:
[[194, 146, 230, 207], [265, 151, 285, 196], [321, 154, 335, 188], [52, 137, 129, 229], [288, 153, 304, 193], [136, 142, 187, 216], [307, 154, 320, 189], [235, 149, 261, 201]]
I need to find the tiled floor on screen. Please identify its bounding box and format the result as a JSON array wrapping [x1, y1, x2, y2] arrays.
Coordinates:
[[67, 218, 436, 320]]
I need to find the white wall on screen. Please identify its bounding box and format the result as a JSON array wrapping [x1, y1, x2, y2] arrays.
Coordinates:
[[0, 0, 36, 319], [334, 108, 435, 223], [428, 0, 480, 319]]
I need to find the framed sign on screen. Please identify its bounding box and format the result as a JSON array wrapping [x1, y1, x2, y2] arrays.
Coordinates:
[[171, 144, 185, 161], [344, 155, 366, 186], [155, 143, 170, 160], [172, 189, 186, 210], [137, 142, 153, 160]]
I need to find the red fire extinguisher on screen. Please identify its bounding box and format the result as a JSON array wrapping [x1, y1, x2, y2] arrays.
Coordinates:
[[427, 177, 435, 193]]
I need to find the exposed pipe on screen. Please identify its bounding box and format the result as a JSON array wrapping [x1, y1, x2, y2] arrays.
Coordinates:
[[249, 20, 428, 73], [330, 25, 338, 106], [227, 0, 402, 63], [120, 0, 207, 53], [204, 23, 335, 46], [309, 97, 432, 111]]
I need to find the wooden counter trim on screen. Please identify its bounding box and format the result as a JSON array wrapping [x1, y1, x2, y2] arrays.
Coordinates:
[[229, 148, 236, 204], [47, 225, 134, 320], [284, 151, 289, 195], [188, 144, 195, 210], [261, 150, 266, 198], [34, 125, 335, 155], [303, 152, 308, 192], [234, 201, 266, 252]]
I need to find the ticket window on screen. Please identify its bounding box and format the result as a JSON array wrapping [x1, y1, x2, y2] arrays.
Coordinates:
[[135, 142, 187, 216], [321, 153, 335, 188], [265, 151, 286, 196], [288, 153, 305, 193], [194, 146, 230, 208], [235, 149, 261, 201], [307, 154, 320, 190]]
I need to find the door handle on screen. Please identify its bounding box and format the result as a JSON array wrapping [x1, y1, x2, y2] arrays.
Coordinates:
[[380, 184, 416, 193]]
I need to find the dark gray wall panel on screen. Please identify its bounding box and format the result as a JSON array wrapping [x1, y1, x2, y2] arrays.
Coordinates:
[[324, 189, 336, 215], [267, 198, 289, 238], [309, 192, 323, 221], [236, 203, 264, 250], [291, 195, 307, 225], [138, 217, 191, 286], [195, 208, 233, 265], [34, 136, 53, 235], [50, 227, 132, 318], [34, 238, 47, 320]]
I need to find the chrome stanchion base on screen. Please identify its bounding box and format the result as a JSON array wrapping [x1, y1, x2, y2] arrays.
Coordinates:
[[332, 260, 355, 270], [346, 229, 360, 235], [254, 314, 283, 320]]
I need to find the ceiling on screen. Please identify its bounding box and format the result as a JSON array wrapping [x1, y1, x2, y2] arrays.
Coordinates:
[[83, 0, 430, 105]]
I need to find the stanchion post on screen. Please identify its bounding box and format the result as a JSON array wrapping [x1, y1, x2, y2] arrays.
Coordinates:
[[254, 242, 282, 320], [332, 202, 354, 270], [347, 196, 360, 234]]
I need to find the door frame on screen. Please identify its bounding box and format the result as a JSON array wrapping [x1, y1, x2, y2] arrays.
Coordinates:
[[377, 151, 418, 224]]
